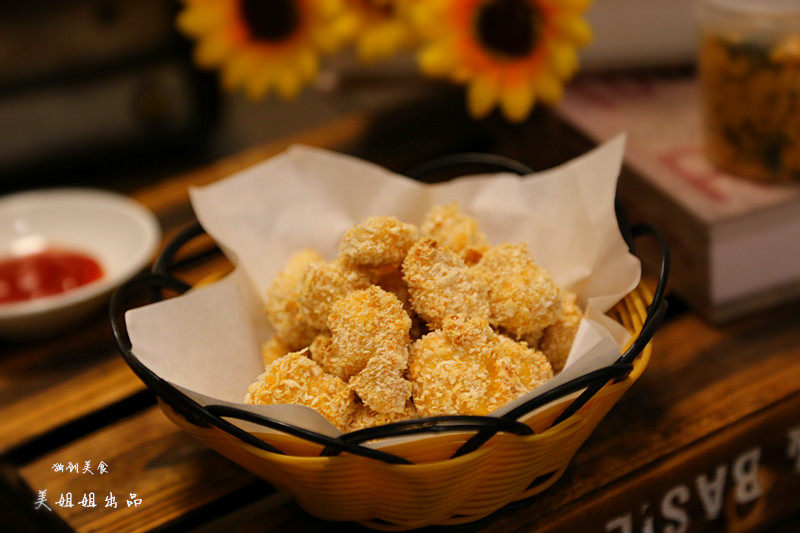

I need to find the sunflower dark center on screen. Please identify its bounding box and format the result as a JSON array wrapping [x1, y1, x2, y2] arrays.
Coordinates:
[[241, 0, 300, 42], [476, 0, 542, 58]]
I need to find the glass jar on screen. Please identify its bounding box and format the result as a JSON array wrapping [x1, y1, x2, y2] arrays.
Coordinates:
[[699, 0, 800, 183]]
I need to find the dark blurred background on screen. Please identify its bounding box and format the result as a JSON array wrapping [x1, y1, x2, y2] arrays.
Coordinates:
[[0, 0, 698, 193]]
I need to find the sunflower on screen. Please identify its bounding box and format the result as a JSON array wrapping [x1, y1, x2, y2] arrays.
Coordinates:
[[177, 0, 354, 99], [410, 0, 593, 121], [339, 0, 416, 62]]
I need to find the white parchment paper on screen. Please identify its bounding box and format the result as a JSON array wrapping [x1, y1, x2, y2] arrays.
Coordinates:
[[126, 134, 640, 440]]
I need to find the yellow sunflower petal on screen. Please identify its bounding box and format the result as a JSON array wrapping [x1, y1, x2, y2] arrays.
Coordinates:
[[275, 68, 302, 99], [245, 70, 274, 100], [222, 54, 256, 91], [296, 48, 319, 81], [533, 69, 564, 105], [357, 30, 382, 62], [418, 42, 457, 77], [321, 12, 359, 51], [555, 17, 593, 47], [176, 4, 223, 37], [408, 1, 446, 37], [319, 0, 347, 18], [467, 77, 499, 118], [500, 83, 536, 122], [193, 33, 233, 68], [548, 41, 579, 80], [542, 0, 592, 12]]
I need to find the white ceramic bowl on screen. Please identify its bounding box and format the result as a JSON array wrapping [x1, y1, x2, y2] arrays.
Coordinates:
[[0, 189, 160, 339]]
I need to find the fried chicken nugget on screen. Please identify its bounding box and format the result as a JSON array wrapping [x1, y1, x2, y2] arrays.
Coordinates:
[[261, 337, 290, 367], [265, 249, 323, 350], [370, 265, 427, 340], [327, 286, 411, 374], [348, 402, 418, 432], [420, 203, 488, 264], [402, 239, 490, 330], [409, 314, 552, 416], [245, 352, 357, 431], [349, 350, 413, 414], [408, 328, 492, 416], [328, 287, 413, 413], [339, 216, 419, 268], [296, 259, 371, 330], [489, 336, 553, 411], [308, 334, 347, 379], [472, 243, 562, 339], [538, 290, 582, 374]]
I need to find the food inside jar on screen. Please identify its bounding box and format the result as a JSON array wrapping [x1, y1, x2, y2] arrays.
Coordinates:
[[700, 33, 800, 182]]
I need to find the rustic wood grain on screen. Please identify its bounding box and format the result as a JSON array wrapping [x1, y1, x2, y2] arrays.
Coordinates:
[[18, 407, 263, 533], [531, 392, 800, 532]]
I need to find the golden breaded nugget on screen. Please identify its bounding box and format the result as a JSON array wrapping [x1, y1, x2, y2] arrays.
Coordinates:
[[296, 260, 371, 330], [420, 203, 488, 261], [472, 243, 562, 339], [327, 286, 412, 378], [339, 216, 418, 268], [350, 350, 413, 414], [402, 239, 490, 329], [539, 290, 582, 374], [261, 337, 290, 368], [519, 329, 544, 350], [408, 331, 492, 416], [308, 334, 347, 380], [347, 402, 419, 432], [245, 352, 357, 431], [264, 249, 323, 350], [371, 265, 413, 314], [409, 314, 552, 416], [489, 336, 553, 411]]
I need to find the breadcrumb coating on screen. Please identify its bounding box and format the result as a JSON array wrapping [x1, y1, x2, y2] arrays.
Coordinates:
[[489, 336, 553, 410], [408, 331, 492, 416], [308, 334, 347, 380], [347, 402, 419, 432], [472, 243, 562, 339], [245, 352, 357, 431], [370, 265, 426, 339], [338, 216, 419, 268], [296, 260, 371, 330], [350, 350, 413, 414], [402, 239, 490, 329], [327, 286, 412, 378], [539, 290, 582, 374], [420, 203, 488, 261], [261, 337, 290, 368], [371, 265, 413, 314], [519, 329, 545, 350], [408, 314, 552, 416], [264, 249, 323, 350]]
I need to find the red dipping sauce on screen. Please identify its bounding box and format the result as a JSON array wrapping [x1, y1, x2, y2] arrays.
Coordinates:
[[0, 248, 103, 305]]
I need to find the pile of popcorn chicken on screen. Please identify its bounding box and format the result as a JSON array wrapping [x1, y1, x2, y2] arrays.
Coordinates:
[[245, 204, 582, 432]]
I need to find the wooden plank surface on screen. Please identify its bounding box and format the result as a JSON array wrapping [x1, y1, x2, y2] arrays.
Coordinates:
[[18, 407, 263, 533]]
